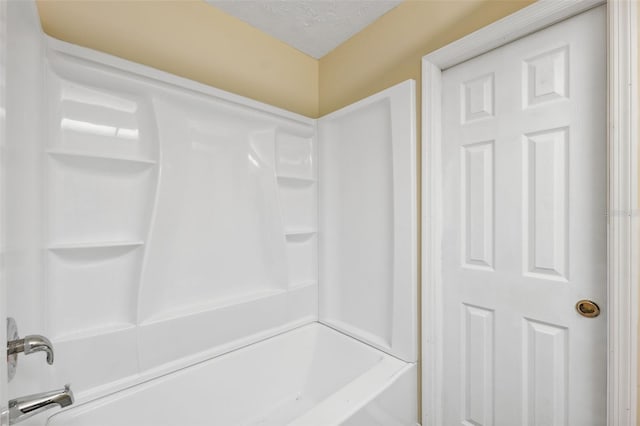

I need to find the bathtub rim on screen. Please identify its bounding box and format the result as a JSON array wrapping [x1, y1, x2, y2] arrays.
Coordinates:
[[46, 322, 416, 426], [47, 320, 416, 421], [64, 317, 314, 408]]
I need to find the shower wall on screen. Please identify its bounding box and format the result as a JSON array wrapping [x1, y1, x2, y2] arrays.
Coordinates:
[[7, 3, 417, 404], [318, 82, 417, 363], [7, 8, 317, 398]]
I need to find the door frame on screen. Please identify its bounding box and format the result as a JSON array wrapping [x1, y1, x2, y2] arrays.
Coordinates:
[[421, 1, 638, 425], [0, 0, 8, 424]]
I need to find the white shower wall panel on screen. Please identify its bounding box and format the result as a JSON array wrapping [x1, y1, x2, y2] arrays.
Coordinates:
[[45, 61, 157, 160], [46, 156, 155, 245], [318, 81, 417, 363], [7, 6, 417, 416], [47, 245, 142, 338], [319, 99, 394, 345], [8, 28, 319, 398], [137, 284, 318, 370], [139, 96, 290, 320]]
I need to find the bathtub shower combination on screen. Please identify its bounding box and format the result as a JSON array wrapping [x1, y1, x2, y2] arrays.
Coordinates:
[[4, 3, 417, 425]]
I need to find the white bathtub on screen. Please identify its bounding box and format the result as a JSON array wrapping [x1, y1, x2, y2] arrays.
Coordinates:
[[46, 324, 417, 426]]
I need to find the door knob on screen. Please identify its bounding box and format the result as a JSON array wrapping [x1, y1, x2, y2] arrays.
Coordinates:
[[575, 300, 601, 318], [6, 318, 55, 382]]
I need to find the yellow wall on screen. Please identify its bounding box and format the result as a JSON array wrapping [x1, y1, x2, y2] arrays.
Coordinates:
[[36, 0, 319, 118], [318, 0, 534, 116], [36, 0, 532, 120]]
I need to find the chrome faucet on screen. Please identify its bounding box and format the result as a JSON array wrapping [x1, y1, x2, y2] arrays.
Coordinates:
[[7, 384, 74, 425], [6, 318, 55, 382], [7, 335, 54, 365]]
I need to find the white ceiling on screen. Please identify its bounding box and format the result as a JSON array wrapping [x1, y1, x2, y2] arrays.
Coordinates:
[[206, 0, 403, 59]]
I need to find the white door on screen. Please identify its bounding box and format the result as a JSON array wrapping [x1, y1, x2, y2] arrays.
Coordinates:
[[441, 6, 606, 426]]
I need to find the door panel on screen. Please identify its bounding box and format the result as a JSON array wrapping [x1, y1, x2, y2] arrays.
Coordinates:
[[441, 6, 606, 425]]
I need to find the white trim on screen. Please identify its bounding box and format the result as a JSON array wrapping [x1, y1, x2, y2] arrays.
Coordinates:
[[425, 0, 602, 70], [421, 1, 638, 425], [0, 0, 6, 424], [421, 60, 443, 426], [607, 1, 638, 425]]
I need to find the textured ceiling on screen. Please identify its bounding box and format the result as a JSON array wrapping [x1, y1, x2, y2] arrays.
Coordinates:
[[206, 0, 402, 59]]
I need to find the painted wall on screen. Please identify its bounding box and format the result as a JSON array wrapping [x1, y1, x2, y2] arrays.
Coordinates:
[[318, 0, 534, 117], [35, 0, 532, 120], [36, 0, 319, 118]]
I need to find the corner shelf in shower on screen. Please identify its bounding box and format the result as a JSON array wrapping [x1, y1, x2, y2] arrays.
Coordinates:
[[46, 150, 157, 166], [277, 157, 317, 289]]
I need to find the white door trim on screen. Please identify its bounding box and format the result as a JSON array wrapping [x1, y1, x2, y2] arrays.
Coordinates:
[[0, 0, 6, 422], [607, 1, 639, 424], [421, 1, 638, 425], [0, 0, 7, 424]]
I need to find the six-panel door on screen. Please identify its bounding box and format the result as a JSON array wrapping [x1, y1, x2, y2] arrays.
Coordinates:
[[441, 6, 607, 425]]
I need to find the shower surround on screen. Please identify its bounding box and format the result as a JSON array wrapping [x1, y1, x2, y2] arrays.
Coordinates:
[[4, 2, 417, 425]]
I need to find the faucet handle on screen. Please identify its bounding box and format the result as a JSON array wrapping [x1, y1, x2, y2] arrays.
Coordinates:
[[6, 318, 55, 382], [8, 335, 55, 364]]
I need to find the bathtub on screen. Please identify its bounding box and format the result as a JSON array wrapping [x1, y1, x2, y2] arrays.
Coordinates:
[[46, 324, 417, 426]]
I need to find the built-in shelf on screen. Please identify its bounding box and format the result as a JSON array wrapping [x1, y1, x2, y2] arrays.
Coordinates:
[[276, 175, 316, 184], [284, 229, 317, 236], [48, 241, 145, 251], [47, 150, 157, 166]]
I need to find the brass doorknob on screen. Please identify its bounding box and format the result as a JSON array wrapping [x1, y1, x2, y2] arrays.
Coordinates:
[[576, 300, 601, 318]]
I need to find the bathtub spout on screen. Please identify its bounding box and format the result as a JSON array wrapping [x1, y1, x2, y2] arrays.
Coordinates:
[[8, 384, 74, 425]]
